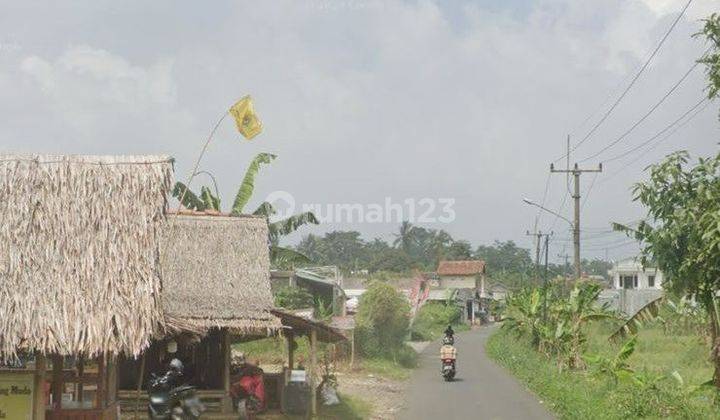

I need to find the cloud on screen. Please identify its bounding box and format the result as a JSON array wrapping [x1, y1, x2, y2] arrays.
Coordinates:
[[0, 0, 717, 261]]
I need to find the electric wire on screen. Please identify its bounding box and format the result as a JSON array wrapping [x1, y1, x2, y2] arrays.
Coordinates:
[[578, 59, 701, 163], [552, 0, 694, 164]]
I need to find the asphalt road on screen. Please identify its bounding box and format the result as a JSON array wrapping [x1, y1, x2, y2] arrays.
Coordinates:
[[398, 326, 554, 420]]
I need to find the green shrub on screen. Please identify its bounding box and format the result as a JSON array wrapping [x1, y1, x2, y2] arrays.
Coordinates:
[[411, 302, 463, 341], [355, 281, 410, 357], [394, 344, 419, 368], [273, 286, 314, 309]]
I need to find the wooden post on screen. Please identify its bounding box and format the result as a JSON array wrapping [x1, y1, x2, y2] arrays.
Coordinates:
[[33, 353, 46, 420], [133, 355, 145, 420], [51, 354, 63, 413], [221, 329, 233, 413], [309, 329, 317, 417], [286, 331, 295, 371], [95, 354, 105, 409], [349, 329, 355, 369], [76, 356, 84, 403]]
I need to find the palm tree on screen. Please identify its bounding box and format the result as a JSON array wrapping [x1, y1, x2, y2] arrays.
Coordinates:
[[172, 153, 318, 266], [393, 221, 416, 254]]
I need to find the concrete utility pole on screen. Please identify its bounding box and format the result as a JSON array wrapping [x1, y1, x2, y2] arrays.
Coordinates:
[[526, 230, 552, 285], [550, 162, 602, 280]]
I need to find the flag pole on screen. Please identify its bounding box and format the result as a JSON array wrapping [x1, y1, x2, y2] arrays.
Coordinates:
[[176, 111, 229, 211]]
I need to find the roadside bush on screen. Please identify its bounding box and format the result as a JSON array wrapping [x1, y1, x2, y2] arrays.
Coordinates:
[[355, 281, 410, 358], [410, 302, 463, 341]]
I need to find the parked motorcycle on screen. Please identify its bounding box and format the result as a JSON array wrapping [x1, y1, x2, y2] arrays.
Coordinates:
[[147, 359, 205, 420]]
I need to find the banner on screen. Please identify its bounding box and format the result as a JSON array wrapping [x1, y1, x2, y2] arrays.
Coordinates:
[[0, 373, 34, 420]]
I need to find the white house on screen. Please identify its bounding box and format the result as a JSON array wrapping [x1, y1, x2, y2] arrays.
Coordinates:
[[436, 260, 487, 295], [609, 258, 663, 290]]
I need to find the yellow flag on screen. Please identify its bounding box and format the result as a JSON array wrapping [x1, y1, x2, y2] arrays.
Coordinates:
[[229, 95, 263, 140]]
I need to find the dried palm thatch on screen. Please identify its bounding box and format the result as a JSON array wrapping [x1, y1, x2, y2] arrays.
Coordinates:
[[160, 213, 281, 335], [0, 154, 173, 359]]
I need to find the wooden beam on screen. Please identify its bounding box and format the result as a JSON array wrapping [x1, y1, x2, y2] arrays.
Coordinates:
[[133, 355, 145, 420], [95, 354, 105, 409], [33, 353, 46, 420], [51, 354, 63, 413], [286, 331, 295, 371], [76, 356, 84, 403], [350, 329, 355, 369], [221, 329, 233, 414], [309, 329, 317, 417]]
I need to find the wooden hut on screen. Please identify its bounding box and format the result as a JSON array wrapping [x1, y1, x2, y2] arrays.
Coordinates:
[[118, 212, 281, 418], [0, 154, 173, 420]]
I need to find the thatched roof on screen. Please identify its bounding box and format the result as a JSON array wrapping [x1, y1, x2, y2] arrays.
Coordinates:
[[0, 154, 173, 359], [160, 213, 281, 335]]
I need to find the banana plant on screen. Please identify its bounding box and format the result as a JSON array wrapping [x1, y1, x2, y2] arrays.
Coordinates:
[[584, 336, 637, 384], [171, 153, 318, 267]]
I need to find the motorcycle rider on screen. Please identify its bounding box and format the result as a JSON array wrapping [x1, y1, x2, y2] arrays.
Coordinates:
[[444, 325, 455, 344], [440, 335, 457, 375]]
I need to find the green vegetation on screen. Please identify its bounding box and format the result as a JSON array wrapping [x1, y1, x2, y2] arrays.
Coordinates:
[[410, 302, 468, 341], [172, 152, 318, 267], [296, 225, 611, 287], [273, 286, 315, 310], [610, 13, 720, 387], [355, 282, 417, 368], [488, 324, 717, 419], [317, 393, 373, 420]]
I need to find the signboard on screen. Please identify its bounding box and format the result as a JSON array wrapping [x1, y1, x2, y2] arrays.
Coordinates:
[[0, 373, 34, 420], [289, 370, 307, 383]]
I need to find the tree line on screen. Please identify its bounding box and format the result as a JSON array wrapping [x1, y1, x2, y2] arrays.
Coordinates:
[[295, 221, 612, 286]]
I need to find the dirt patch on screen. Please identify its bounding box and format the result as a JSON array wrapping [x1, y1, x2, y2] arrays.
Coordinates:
[[336, 371, 407, 419]]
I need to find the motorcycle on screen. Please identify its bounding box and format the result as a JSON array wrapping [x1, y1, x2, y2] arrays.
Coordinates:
[[440, 335, 457, 382], [147, 361, 205, 420], [441, 358, 456, 381]]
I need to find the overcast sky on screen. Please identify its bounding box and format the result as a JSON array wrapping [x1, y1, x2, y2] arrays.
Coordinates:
[[1, 0, 718, 262]]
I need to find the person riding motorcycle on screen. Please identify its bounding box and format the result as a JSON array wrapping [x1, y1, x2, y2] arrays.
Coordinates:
[[440, 335, 457, 380], [444, 325, 455, 344]]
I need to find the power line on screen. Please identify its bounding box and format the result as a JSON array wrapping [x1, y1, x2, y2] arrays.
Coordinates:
[[553, 0, 694, 164], [601, 97, 707, 163], [580, 172, 599, 211], [598, 99, 710, 185], [578, 59, 702, 163]]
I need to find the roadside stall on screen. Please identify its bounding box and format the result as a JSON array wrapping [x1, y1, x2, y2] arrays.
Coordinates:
[[118, 212, 281, 419], [0, 154, 173, 420], [269, 309, 347, 416]]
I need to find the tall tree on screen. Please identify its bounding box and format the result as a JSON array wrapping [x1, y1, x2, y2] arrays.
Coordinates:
[[616, 151, 720, 386]]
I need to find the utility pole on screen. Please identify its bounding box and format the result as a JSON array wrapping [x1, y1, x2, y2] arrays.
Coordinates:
[[557, 251, 570, 275], [526, 230, 552, 285], [543, 233, 550, 321], [550, 162, 602, 280]]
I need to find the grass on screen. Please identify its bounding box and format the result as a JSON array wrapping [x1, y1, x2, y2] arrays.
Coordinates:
[[487, 323, 719, 419], [357, 356, 414, 381], [260, 393, 372, 420]]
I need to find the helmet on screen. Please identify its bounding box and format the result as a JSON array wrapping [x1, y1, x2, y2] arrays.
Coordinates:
[[169, 358, 184, 373], [442, 336, 454, 345]]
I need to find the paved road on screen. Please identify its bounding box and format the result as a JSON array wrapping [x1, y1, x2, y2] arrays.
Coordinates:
[[398, 326, 554, 420]]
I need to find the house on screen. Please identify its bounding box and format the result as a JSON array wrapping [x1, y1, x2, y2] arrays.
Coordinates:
[[437, 260, 487, 296], [0, 154, 174, 420], [609, 258, 664, 290], [487, 282, 510, 301]]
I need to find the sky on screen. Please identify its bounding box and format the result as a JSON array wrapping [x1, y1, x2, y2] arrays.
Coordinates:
[[1, 0, 718, 263]]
